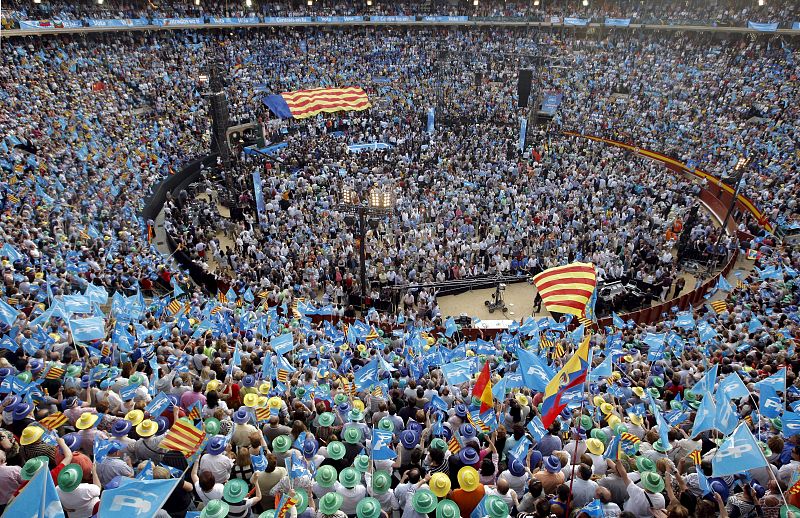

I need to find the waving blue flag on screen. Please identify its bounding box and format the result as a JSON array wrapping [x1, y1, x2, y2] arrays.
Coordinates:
[[690, 394, 717, 438], [99, 477, 181, 517], [371, 428, 396, 460], [715, 392, 739, 435], [444, 317, 458, 338], [2, 461, 65, 518], [675, 311, 695, 330], [755, 369, 786, 393], [526, 416, 547, 441], [354, 357, 380, 391], [271, 333, 294, 356], [696, 321, 718, 343], [0, 298, 20, 327], [441, 359, 474, 386], [693, 364, 718, 397], [69, 316, 106, 342], [758, 385, 783, 419], [581, 499, 605, 518], [517, 348, 555, 392], [718, 373, 750, 400], [612, 312, 624, 329], [711, 423, 767, 476], [508, 436, 531, 462], [588, 354, 613, 381], [748, 318, 763, 334], [782, 411, 800, 436]]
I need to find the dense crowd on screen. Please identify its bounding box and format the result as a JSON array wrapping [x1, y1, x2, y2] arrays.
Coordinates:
[[3, 0, 800, 28], [0, 24, 799, 518]]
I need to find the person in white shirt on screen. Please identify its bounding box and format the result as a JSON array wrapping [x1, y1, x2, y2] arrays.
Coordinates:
[[597, 487, 622, 518], [571, 464, 599, 509], [486, 478, 519, 510], [612, 460, 665, 518]]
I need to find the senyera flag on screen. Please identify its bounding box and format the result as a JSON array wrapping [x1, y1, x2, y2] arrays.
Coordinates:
[[532, 262, 597, 317], [263, 87, 371, 120]]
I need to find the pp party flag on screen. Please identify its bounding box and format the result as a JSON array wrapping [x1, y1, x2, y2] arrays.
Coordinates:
[[136, 460, 154, 480], [145, 392, 171, 419], [783, 411, 800, 437], [159, 420, 206, 457], [2, 459, 64, 518], [98, 477, 181, 518], [371, 428, 396, 461], [472, 361, 493, 413], [588, 354, 613, 381], [675, 311, 695, 330], [251, 448, 268, 472], [646, 392, 672, 451], [263, 86, 371, 120], [612, 312, 625, 329], [444, 317, 458, 338], [541, 333, 591, 427], [69, 316, 106, 342], [517, 347, 555, 392], [430, 394, 449, 413], [711, 423, 767, 477], [508, 436, 531, 462], [603, 434, 621, 460], [718, 372, 750, 400], [696, 320, 718, 343], [690, 393, 717, 438], [271, 333, 294, 356], [470, 495, 489, 518], [581, 499, 605, 518], [697, 465, 712, 495], [94, 436, 120, 465], [353, 357, 380, 391], [693, 364, 718, 397], [441, 359, 474, 386], [755, 369, 786, 393], [716, 276, 733, 292], [759, 384, 784, 419], [714, 392, 739, 435], [0, 298, 20, 327], [532, 262, 597, 317], [748, 318, 763, 334]]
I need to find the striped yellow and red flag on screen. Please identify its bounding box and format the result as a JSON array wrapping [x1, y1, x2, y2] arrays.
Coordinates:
[[620, 432, 641, 444], [472, 361, 493, 413], [276, 369, 289, 384], [266, 87, 371, 120], [159, 421, 206, 457], [709, 300, 727, 314], [40, 412, 68, 430], [255, 407, 271, 422], [532, 262, 597, 317], [166, 299, 182, 315], [689, 449, 702, 465], [447, 435, 462, 454], [788, 476, 800, 495], [45, 366, 66, 380]]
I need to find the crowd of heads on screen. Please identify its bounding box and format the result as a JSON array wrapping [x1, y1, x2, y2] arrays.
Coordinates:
[[0, 23, 798, 518]]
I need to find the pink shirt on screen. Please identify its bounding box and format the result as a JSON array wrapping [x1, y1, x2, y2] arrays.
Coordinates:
[[0, 465, 22, 504], [180, 391, 207, 411]]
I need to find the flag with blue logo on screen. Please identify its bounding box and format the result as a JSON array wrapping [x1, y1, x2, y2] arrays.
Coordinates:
[[69, 316, 106, 342], [517, 348, 555, 392], [0, 336, 18, 352], [755, 369, 785, 393], [581, 499, 605, 518], [696, 321, 718, 343], [693, 364, 718, 397], [782, 411, 800, 436], [251, 448, 268, 471], [98, 477, 181, 518], [526, 416, 546, 441], [0, 298, 20, 327], [441, 359, 474, 386], [444, 317, 458, 338], [94, 436, 119, 464], [717, 373, 750, 400], [286, 450, 310, 479], [646, 393, 672, 451], [612, 312, 624, 329], [271, 333, 294, 356], [354, 357, 380, 391], [2, 460, 65, 517], [711, 423, 767, 477], [136, 460, 154, 480], [675, 312, 695, 330], [690, 393, 717, 437], [430, 394, 448, 413], [748, 318, 763, 334], [508, 436, 531, 462], [371, 428, 396, 460], [758, 385, 783, 419], [715, 392, 739, 435], [716, 276, 733, 292], [145, 392, 171, 418], [588, 354, 613, 381]]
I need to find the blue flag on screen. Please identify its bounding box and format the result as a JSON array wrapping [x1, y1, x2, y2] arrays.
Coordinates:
[[2, 461, 65, 517], [98, 477, 181, 517], [715, 392, 739, 435], [758, 385, 783, 419], [441, 359, 474, 386], [690, 393, 717, 437], [271, 333, 294, 356], [755, 369, 786, 393], [69, 316, 106, 342], [444, 317, 458, 338], [696, 321, 718, 343], [508, 436, 531, 462], [748, 318, 763, 334], [354, 358, 380, 391], [581, 499, 605, 518], [693, 364, 718, 397], [717, 373, 750, 400], [517, 348, 555, 392], [371, 428, 396, 460], [711, 423, 767, 477], [526, 416, 546, 442], [612, 312, 624, 329], [782, 411, 800, 436], [675, 312, 695, 330], [0, 298, 20, 327]]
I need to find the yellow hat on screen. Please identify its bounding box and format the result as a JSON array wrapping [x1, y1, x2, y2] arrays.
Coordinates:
[[353, 399, 365, 412], [125, 409, 145, 426], [593, 396, 605, 407], [206, 380, 220, 393], [268, 397, 282, 410], [632, 387, 645, 398], [136, 419, 158, 438], [607, 415, 622, 429], [609, 372, 621, 382], [258, 382, 271, 395], [457, 466, 479, 492], [20, 425, 44, 445], [258, 396, 268, 407], [76, 412, 99, 430], [243, 393, 260, 408], [357, 344, 366, 353], [600, 403, 614, 415], [623, 355, 634, 363], [585, 438, 605, 456], [515, 393, 530, 407], [628, 414, 644, 426], [429, 472, 452, 498]]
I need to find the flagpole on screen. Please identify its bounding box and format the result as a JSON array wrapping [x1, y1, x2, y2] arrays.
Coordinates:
[[566, 331, 593, 514]]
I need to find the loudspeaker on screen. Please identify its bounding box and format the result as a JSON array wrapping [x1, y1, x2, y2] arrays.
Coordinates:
[[518, 69, 532, 108], [474, 72, 482, 88]]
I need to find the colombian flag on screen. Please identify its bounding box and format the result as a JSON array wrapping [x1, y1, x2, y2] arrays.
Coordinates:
[[472, 361, 493, 413], [541, 334, 591, 427]]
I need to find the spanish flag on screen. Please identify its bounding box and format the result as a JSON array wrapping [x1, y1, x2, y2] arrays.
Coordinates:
[[472, 361, 493, 413], [541, 334, 591, 427]]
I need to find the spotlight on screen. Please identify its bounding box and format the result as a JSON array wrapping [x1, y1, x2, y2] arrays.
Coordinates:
[[758, 0, 764, 4], [307, 0, 312, 5], [97, 0, 103, 4], [33, 0, 41, 4], [533, 0, 539, 4], [473, 0, 478, 5], [245, 0, 251, 6], [195, 0, 200, 4], [582, 0, 588, 5], [366, 0, 372, 5]]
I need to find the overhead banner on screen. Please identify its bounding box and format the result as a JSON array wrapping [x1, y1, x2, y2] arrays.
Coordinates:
[[563, 17, 588, 26], [427, 107, 435, 134], [208, 16, 260, 24], [315, 16, 364, 23], [421, 16, 468, 22], [348, 142, 392, 153], [252, 170, 267, 229], [540, 93, 563, 116], [85, 18, 148, 27], [263, 16, 313, 23], [605, 18, 631, 26], [518, 116, 527, 152], [748, 21, 779, 31], [19, 19, 83, 29], [369, 16, 414, 22], [150, 17, 205, 26]]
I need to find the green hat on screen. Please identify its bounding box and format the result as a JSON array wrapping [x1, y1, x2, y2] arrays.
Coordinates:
[[758, 441, 773, 457], [318, 412, 335, 427], [647, 387, 660, 399], [613, 423, 628, 435], [201, 500, 230, 518], [684, 391, 698, 402], [378, 417, 394, 432], [780, 505, 800, 518], [294, 488, 309, 514], [316, 465, 338, 487], [258, 512, 275, 518], [319, 493, 344, 515], [635, 456, 656, 473], [348, 408, 364, 422], [579, 415, 593, 431], [354, 454, 370, 472], [272, 435, 291, 453], [642, 472, 665, 494], [437, 499, 461, 518], [16, 372, 32, 384], [339, 467, 360, 488], [334, 393, 348, 405], [21, 456, 48, 480], [223, 479, 249, 503], [129, 373, 145, 385], [590, 429, 608, 444], [327, 441, 346, 460], [204, 418, 220, 436], [669, 399, 682, 411], [652, 376, 664, 388], [356, 497, 382, 518], [430, 438, 447, 451], [412, 489, 438, 514], [771, 417, 782, 431], [343, 427, 363, 444], [57, 463, 83, 493], [372, 470, 391, 494], [653, 439, 670, 453], [296, 387, 306, 398], [65, 365, 82, 378], [486, 494, 510, 518]]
